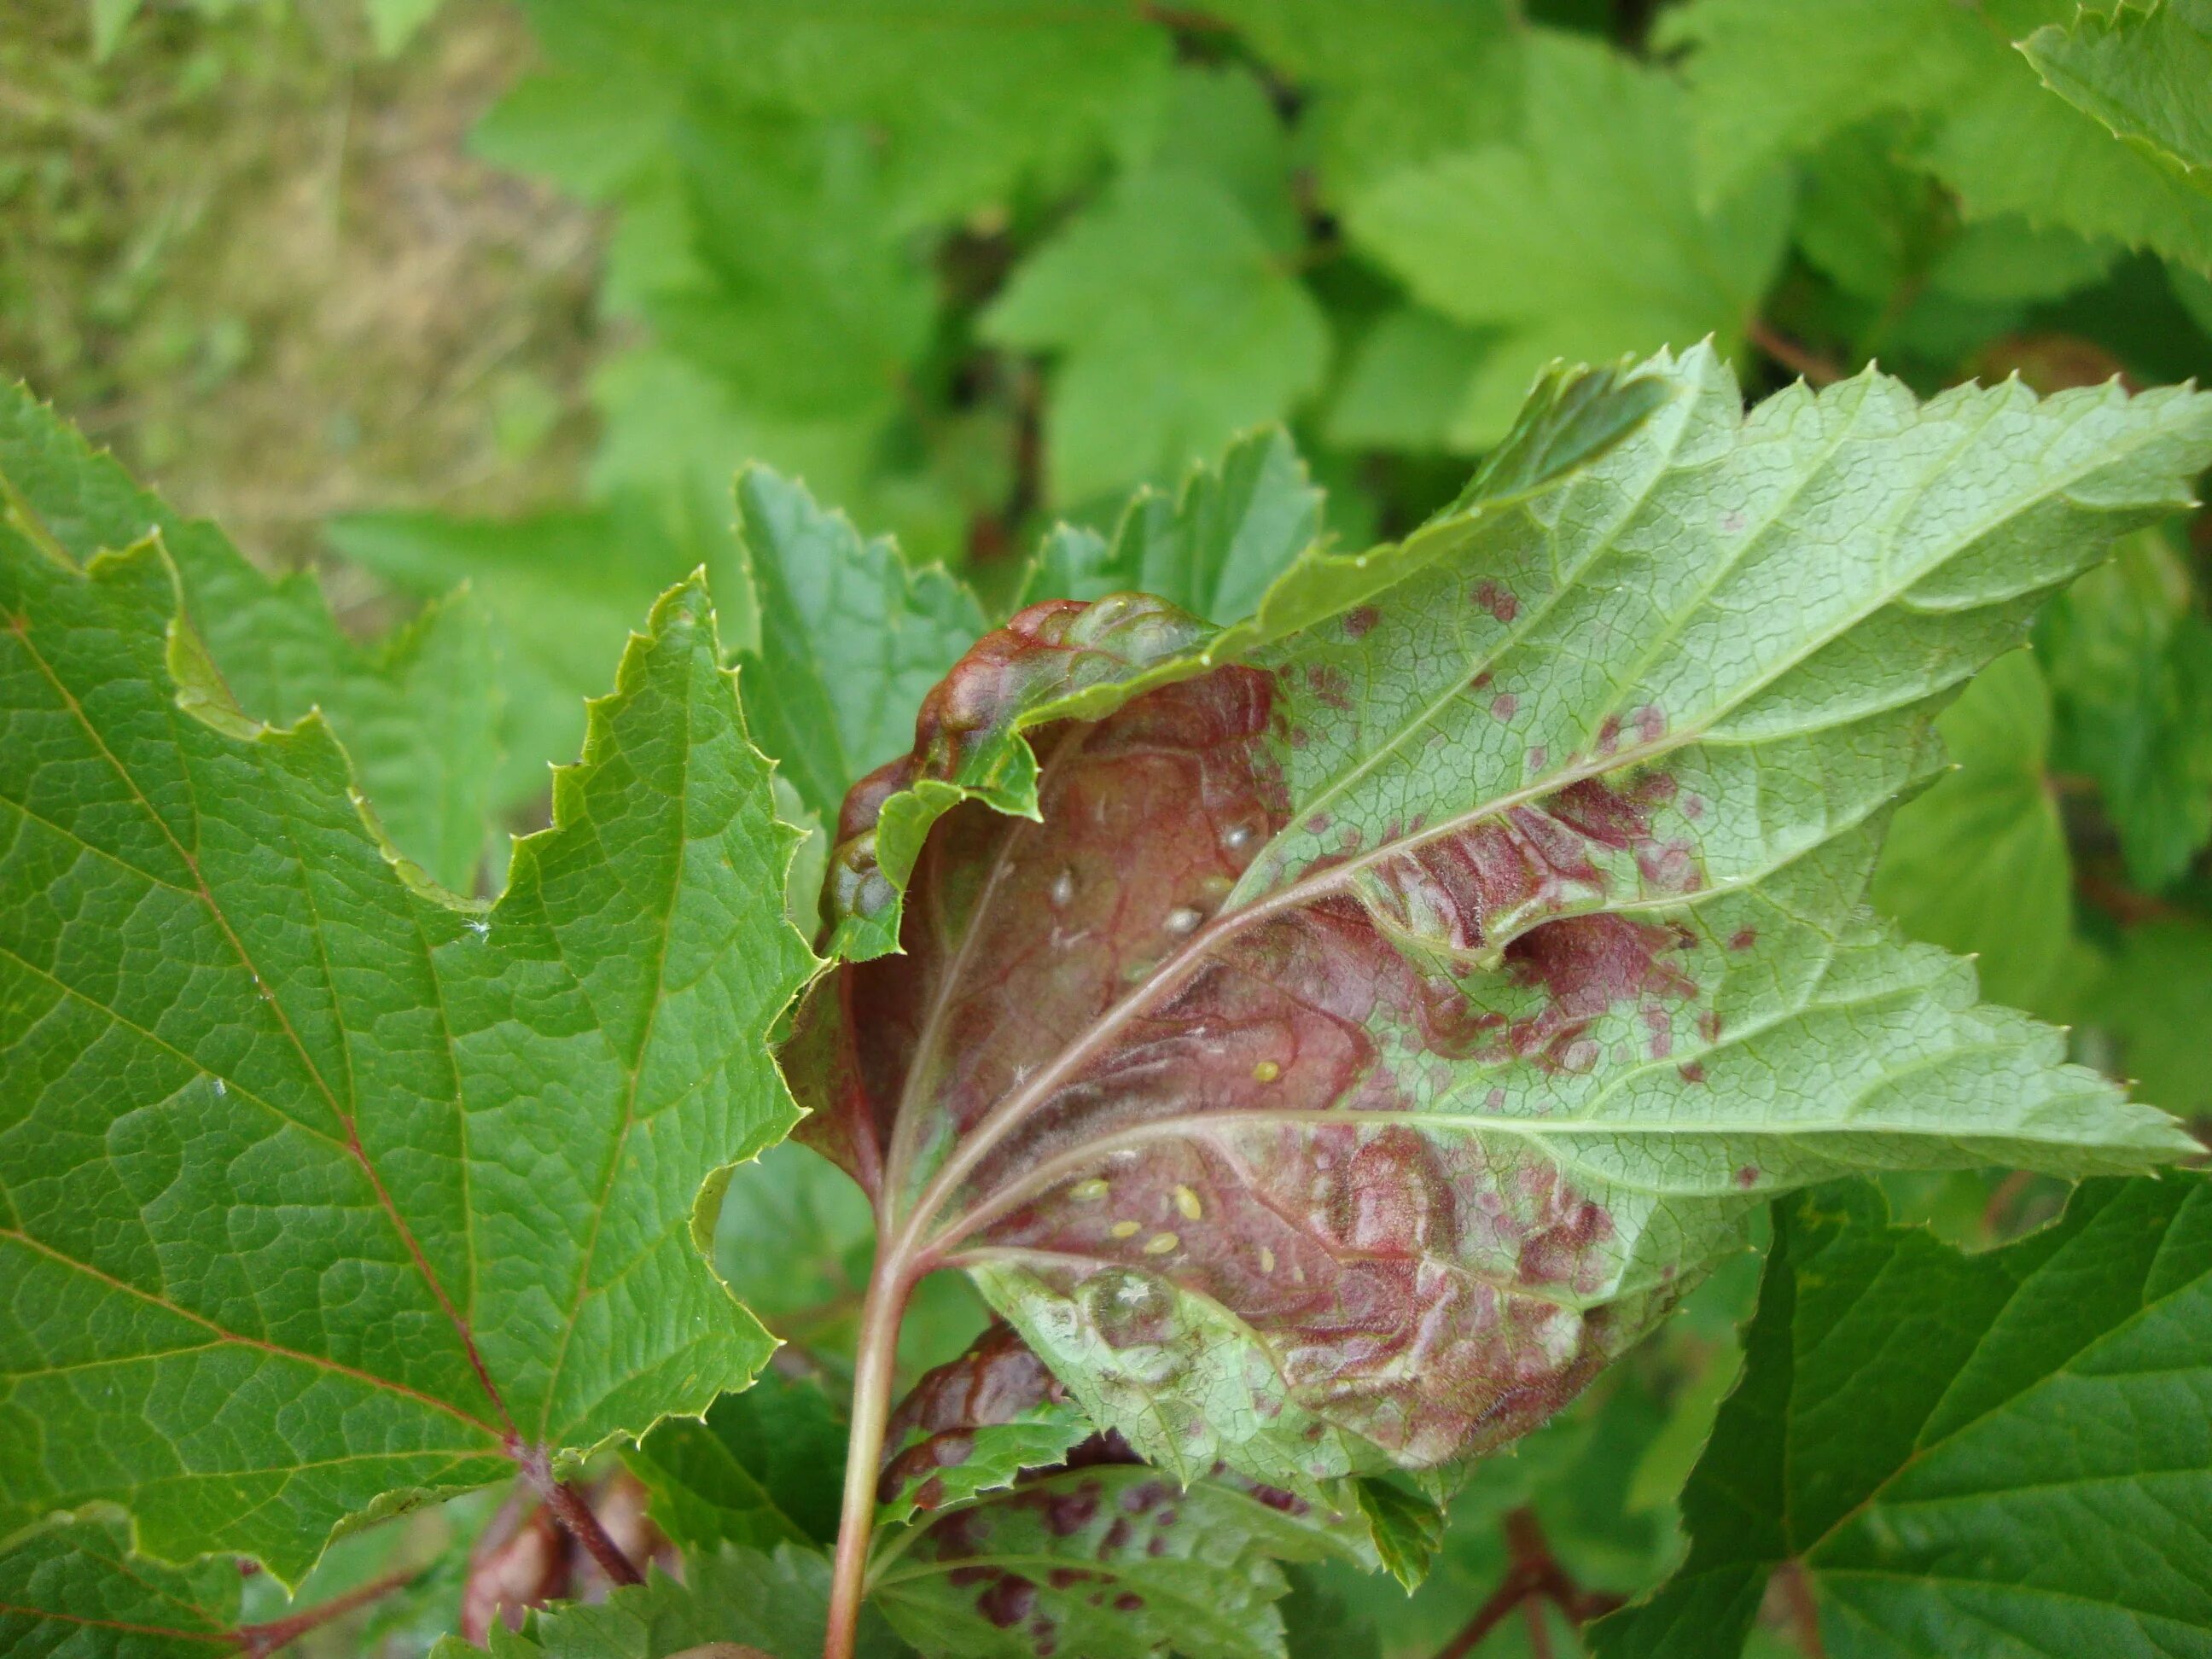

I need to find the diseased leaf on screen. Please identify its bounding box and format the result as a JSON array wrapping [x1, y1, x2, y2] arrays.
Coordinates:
[[1590, 1174, 2212, 1657], [789, 346, 2209, 1503], [629, 1371, 849, 1551], [2023, 0, 2212, 199], [875, 1324, 1091, 1528], [3, 385, 500, 894], [1662, 0, 2212, 271], [1014, 428, 1324, 626], [1871, 650, 2073, 1012], [871, 1464, 1363, 1659], [0, 506, 817, 1580], [736, 466, 987, 826], [1343, 32, 1790, 446]]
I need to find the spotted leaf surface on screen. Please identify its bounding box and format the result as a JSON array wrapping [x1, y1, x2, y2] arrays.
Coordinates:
[[787, 346, 2210, 1500], [0, 519, 818, 1582], [872, 1463, 1359, 1659], [876, 1323, 1091, 1528]]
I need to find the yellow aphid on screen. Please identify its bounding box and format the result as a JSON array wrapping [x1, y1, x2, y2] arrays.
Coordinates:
[[1252, 1059, 1281, 1083], [1259, 1246, 1276, 1273], [1173, 1185, 1202, 1220], [1071, 1178, 1109, 1202], [1109, 1220, 1141, 1239], [1144, 1231, 1179, 1255]]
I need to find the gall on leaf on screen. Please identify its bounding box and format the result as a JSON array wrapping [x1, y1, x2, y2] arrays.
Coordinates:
[[788, 346, 2211, 1497]]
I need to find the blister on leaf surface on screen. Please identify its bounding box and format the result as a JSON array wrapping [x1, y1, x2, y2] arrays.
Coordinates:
[[789, 346, 2209, 1502]]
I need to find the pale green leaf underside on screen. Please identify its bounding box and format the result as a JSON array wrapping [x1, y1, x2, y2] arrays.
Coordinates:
[[0, 506, 817, 1582], [966, 345, 2207, 1493]]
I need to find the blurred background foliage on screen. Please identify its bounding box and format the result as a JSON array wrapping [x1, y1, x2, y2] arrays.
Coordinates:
[[6, 0, 2210, 1653]]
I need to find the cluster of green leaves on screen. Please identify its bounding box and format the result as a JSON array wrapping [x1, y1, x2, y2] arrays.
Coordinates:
[[9, 3, 2212, 1659]]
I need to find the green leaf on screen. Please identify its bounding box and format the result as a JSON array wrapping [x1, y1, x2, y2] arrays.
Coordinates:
[[736, 467, 987, 827], [1871, 650, 2073, 1012], [2023, 0, 2212, 197], [628, 1371, 849, 1551], [1202, 0, 1525, 196], [1663, 0, 2212, 271], [649, 108, 934, 428], [367, 0, 442, 55], [1325, 308, 1494, 454], [0, 504, 818, 1580], [2040, 527, 2212, 888], [4, 385, 500, 894], [793, 344, 2208, 1504], [2081, 917, 2212, 1125], [985, 166, 1329, 504], [1014, 428, 1325, 626], [326, 501, 699, 820], [1590, 1173, 2212, 1657], [870, 1464, 1361, 1659], [501, 0, 1168, 230], [454, 1544, 902, 1659], [86, 0, 142, 59], [1344, 30, 1790, 447], [710, 1138, 992, 1382], [0, 1516, 242, 1658]]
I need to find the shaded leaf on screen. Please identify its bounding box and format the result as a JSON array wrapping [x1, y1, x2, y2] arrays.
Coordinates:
[[1014, 428, 1325, 626], [1590, 1174, 2212, 1656], [986, 167, 1329, 504], [736, 467, 987, 827], [789, 346, 2207, 1504], [2082, 918, 2212, 1126], [2023, 0, 2212, 198], [2040, 527, 2212, 888], [1662, 0, 2212, 271], [1871, 650, 2073, 1011], [0, 509, 816, 1580], [3, 385, 499, 894], [1202, 0, 1524, 195], [1344, 32, 1790, 446], [629, 1371, 850, 1552]]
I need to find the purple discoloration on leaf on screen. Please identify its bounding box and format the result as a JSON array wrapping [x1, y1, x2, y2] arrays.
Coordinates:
[[792, 596, 1743, 1481]]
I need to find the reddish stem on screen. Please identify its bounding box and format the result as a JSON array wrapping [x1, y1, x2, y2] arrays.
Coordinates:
[[1775, 1559, 1828, 1658], [234, 1566, 419, 1657], [822, 1250, 916, 1659], [1432, 1509, 1617, 1659], [528, 1466, 643, 1587]]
